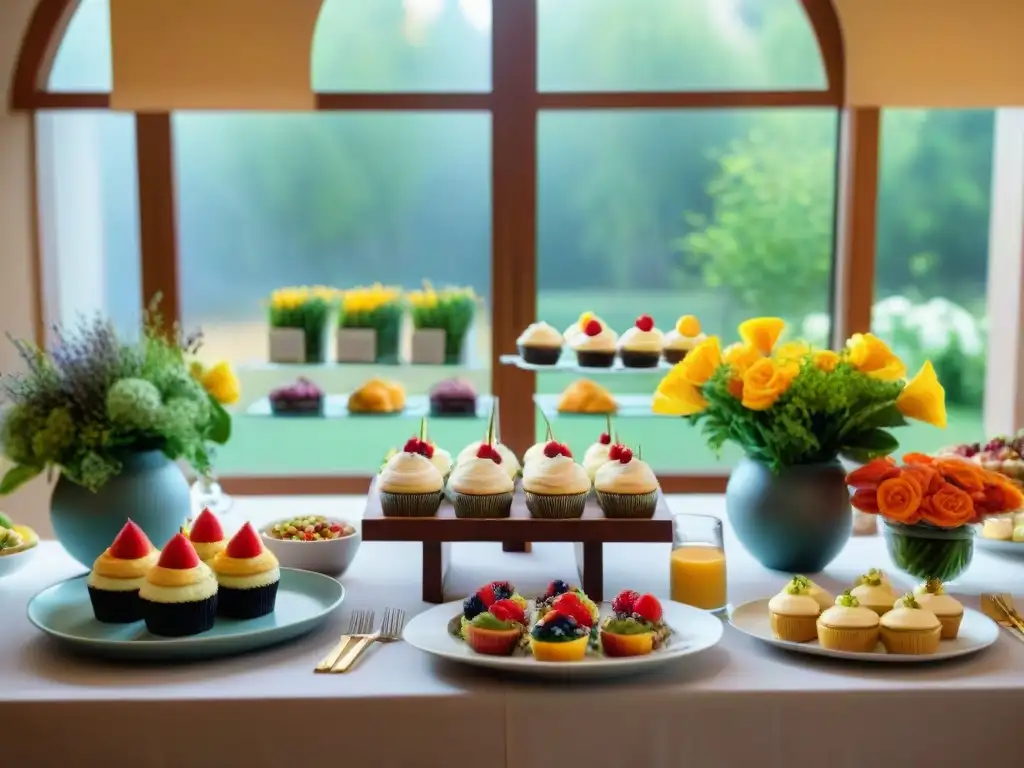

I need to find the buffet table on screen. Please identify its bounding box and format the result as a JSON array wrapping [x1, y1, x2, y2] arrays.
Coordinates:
[[3, 495, 1023, 767]]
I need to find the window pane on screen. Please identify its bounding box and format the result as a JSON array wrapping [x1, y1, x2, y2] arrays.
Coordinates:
[[537, 109, 838, 471], [35, 112, 141, 339], [873, 109, 994, 452], [173, 113, 491, 476], [538, 0, 827, 92], [49, 0, 111, 92], [312, 0, 491, 91]]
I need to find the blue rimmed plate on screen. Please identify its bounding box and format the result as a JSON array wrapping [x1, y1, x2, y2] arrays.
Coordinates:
[[27, 567, 344, 661]]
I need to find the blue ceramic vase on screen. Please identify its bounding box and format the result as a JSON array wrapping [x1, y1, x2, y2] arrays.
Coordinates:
[[50, 450, 191, 568], [725, 456, 852, 573]]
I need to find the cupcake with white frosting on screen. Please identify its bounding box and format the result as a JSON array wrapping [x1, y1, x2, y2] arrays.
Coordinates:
[[448, 443, 516, 518], [378, 440, 444, 517], [594, 445, 659, 518], [563, 311, 606, 346], [456, 440, 520, 481], [912, 579, 963, 639], [767, 577, 820, 642], [582, 416, 615, 481], [387, 419, 452, 481], [850, 568, 897, 616], [517, 321, 564, 365], [618, 315, 665, 368], [880, 593, 941, 654], [522, 443, 592, 519], [662, 315, 707, 364], [816, 591, 880, 652], [571, 318, 618, 368]]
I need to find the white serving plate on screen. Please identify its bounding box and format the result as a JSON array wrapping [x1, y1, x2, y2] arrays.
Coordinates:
[[729, 598, 998, 663], [403, 599, 723, 678], [975, 536, 1024, 556]]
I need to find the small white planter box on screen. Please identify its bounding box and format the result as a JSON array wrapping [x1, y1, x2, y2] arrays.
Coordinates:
[[336, 328, 377, 363], [410, 328, 446, 365], [268, 328, 306, 364]]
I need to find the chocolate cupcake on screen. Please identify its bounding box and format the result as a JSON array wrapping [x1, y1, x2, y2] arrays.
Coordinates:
[[618, 315, 665, 368], [571, 319, 617, 368], [209, 523, 280, 619], [516, 321, 563, 365], [140, 534, 218, 637], [429, 377, 478, 416], [662, 315, 706, 365]]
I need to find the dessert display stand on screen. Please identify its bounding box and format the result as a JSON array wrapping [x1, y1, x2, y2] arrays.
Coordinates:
[[247, 394, 496, 418], [499, 354, 674, 373], [361, 477, 672, 603]]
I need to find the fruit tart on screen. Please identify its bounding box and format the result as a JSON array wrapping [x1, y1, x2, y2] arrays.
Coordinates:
[[617, 315, 665, 368], [522, 441, 591, 519], [530, 594, 596, 662], [465, 599, 529, 655], [600, 590, 670, 657], [459, 581, 531, 645], [183, 507, 227, 564], [209, 522, 281, 619], [532, 581, 600, 628], [88, 520, 159, 623], [269, 377, 324, 416]]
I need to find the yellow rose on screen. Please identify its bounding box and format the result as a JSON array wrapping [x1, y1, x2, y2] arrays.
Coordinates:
[[896, 361, 947, 428], [653, 380, 708, 416], [845, 333, 906, 381], [774, 340, 811, 361], [201, 361, 241, 406], [738, 317, 786, 355], [678, 337, 722, 386], [740, 358, 799, 411], [723, 342, 762, 373], [812, 349, 840, 373]]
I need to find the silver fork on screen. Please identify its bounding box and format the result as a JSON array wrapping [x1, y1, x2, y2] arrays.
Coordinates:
[[314, 609, 375, 672], [331, 607, 407, 673]]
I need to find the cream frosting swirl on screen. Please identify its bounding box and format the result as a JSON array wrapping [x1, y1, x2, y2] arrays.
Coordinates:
[[429, 447, 453, 477], [379, 452, 443, 494], [768, 592, 820, 616], [594, 458, 659, 494], [523, 442, 549, 467], [517, 322, 563, 348], [571, 325, 618, 352], [818, 594, 879, 628], [582, 443, 612, 480], [663, 328, 707, 351], [881, 604, 941, 631], [91, 548, 160, 580], [563, 315, 606, 344], [449, 457, 515, 496], [850, 582, 896, 608], [911, 583, 963, 616], [456, 441, 520, 479], [522, 455, 591, 495], [781, 576, 832, 611], [618, 326, 665, 353]]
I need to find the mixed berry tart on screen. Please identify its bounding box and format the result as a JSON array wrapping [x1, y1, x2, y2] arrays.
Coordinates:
[[571, 319, 618, 368], [183, 507, 226, 564], [530, 592, 597, 661], [140, 533, 218, 637], [269, 377, 324, 416], [87, 520, 160, 623], [458, 581, 530, 644], [465, 598, 529, 655], [617, 314, 665, 368], [429, 377, 479, 417], [600, 590, 670, 657], [532, 581, 600, 628]]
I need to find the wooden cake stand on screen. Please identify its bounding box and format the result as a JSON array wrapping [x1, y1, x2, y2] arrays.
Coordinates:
[[361, 478, 672, 603]]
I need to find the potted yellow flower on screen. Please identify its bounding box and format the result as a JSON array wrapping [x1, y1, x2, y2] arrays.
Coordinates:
[[337, 284, 404, 364], [407, 282, 478, 365], [267, 286, 339, 364], [653, 317, 947, 572]]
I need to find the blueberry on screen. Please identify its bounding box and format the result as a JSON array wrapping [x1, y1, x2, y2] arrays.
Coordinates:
[[491, 581, 514, 601], [463, 594, 486, 620], [546, 580, 570, 598]]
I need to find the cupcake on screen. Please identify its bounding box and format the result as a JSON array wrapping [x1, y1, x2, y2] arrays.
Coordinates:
[[87, 520, 159, 623], [662, 315, 707, 364], [532, 581, 600, 627], [517, 321, 564, 365], [850, 568, 897, 616], [391, 419, 452, 481], [787, 574, 833, 612], [456, 440, 521, 481], [617, 315, 665, 368], [428, 377, 478, 417], [209, 522, 281, 619], [571, 318, 618, 368], [522, 443, 591, 519], [816, 591, 880, 652], [912, 579, 964, 639], [530, 598, 595, 662], [563, 311, 605, 346], [460, 580, 531, 641], [378, 440, 444, 517], [601, 591, 668, 657], [184, 507, 226, 564], [594, 445, 659, 518], [465, 598, 528, 655], [140, 533, 218, 637], [880, 593, 942, 654], [768, 577, 821, 642], [447, 444, 515, 518], [582, 419, 615, 480]]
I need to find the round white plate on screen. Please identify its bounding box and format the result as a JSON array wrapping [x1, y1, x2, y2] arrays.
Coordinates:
[[975, 536, 1024, 556], [403, 599, 723, 678], [729, 598, 998, 663]]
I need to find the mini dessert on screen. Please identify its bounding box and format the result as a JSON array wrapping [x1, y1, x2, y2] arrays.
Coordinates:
[[0, 512, 39, 557], [522, 442, 591, 519], [448, 443, 515, 518], [571, 319, 618, 368], [618, 315, 665, 368], [943, 432, 1024, 483], [378, 439, 444, 517], [456, 441, 521, 480], [184, 508, 226, 563], [982, 516, 1013, 541], [209, 522, 281, 619], [557, 379, 616, 414], [269, 377, 323, 416], [787, 574, 833, 612], [768, 577, 821, 642], [879, 593, 941, 654], [516, 321, 564, 365], [530, 595, 595, 662], [140, 533, 218, 637], [816, 591, 880, 653], [601, 591, 670, 657], [87, 520, 160, 623], [662, 315, 707, 364], [390, 418, 452, 479], [850, 568, 897, 616], [347, 378, 406, 414], [428, 377, 478, 417], [532, 581, 600, 627], [582, 416, 616, 480], [913, 579, 964, 639], [594, 445, 659, 518], [563, 312, 606, 345], [465, 598, 528, 655], [265, 515, 355, 541], [460, 581, 530, 641]]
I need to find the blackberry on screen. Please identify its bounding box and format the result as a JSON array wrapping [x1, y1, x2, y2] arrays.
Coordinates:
[[490, 581, 514, 601], [463, 594, 486, 620], [545, 579, 570, 598], [532, 613, 578, 640]]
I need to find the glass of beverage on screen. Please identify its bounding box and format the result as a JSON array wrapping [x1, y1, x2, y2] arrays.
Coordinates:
[[670, 513, 727, 613]]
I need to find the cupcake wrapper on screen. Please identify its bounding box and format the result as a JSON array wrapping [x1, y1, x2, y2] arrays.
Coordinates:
[[88, 586, 144, 624], [575, 351, 615, 368], [217, 581, 279, 619], [466, 626, 521, 655], [880, 626, 942, 655], [770, 612, 818, 643], [525, 491, 588, 519], [619, 350, 661, 368], [518, 344, 562, 366], [142, 594, 218, 637], [379, 490, 443, 518], [662, 349, 689, 365], [938, 614, 963, 640], [600, 630, 654, 657], [596, 490, 659, 519], [450, 490, 513, 519], [816, 623, 879, 653]]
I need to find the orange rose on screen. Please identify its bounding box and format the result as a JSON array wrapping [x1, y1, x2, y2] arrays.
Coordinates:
[[877, 473, 923, 524], [977, 475, 1024, 514], [901, 463, 944, 495], [934, 458, 986, 493], [921, 483, 975, 528], [851, 488, 881, 513], [845, 458, 899, 491], [903, 452, 934, 465]]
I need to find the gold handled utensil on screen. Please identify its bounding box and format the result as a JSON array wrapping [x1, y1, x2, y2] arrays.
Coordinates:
[[331, 607, 407, 673], [314, 609, 374, 672], [980, 594, 1024, 644]]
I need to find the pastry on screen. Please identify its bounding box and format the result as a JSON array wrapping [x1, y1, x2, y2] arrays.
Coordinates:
[[532, 581, 600, 627], [522, 442, 591, 519], [184, 508, 226, 563], [768, 577, 820, 642], [140, 533, 218, 637], [662, 315, 707, 364], [516, 321, 564, 365], [465, 598, 528, 655], [557, 379, 616, 414], [601, 591, 669, 657], [618, 315, 665, 368], [850, 568, 897, 616], [209, 522, 281, 619], [348, 378, 405, 414], [455, 441, 521, 480], [582, 418, 615, 480], [879, 593, 941, 654], [530, 593, 596, 661], [815, 591, 880, 652], [982, 516, 1013, 540], [459, 581, 530, 641], [594, 445, 659, 518], [912, 579, 963, 639], [447, 444, 515, 518], [563, 311, 606, 345], [571, 318, 618, 368], [378, 439, 444, 517], [428, 377, 478, 417], [87, 520, 159, 623], [269, 377, 323, 416]]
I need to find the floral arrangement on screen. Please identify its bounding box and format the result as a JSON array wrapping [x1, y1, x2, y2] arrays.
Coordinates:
[[339, 284, 404, 363], [0, 302, 234, 495], [407, 282, 477, 363], [653, 317, 947, 470], [267, 286, 339, 363]]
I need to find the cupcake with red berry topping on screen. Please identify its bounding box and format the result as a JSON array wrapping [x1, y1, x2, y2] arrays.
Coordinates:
[[516, 321, 564, 366], [522, 441, 592, 519], [571, 318, 618, 368], [595, 444, 660, 518], [140, 533, 218, 637], [601, 590, 670, 657], [530, 591, 596, 661], [378, 437, 445, 517], [386, 418, 452, 481], [183, 507, 227, 564], [448, 411, 516, 518], [87, 520, 160, 623], [662, 315, 707, 364], [582, 415, 616, 481], [532, 581, 601, 629], [563, 311, 606, 346], [618, 315, 665, 368], [209, 522, 280, 619]]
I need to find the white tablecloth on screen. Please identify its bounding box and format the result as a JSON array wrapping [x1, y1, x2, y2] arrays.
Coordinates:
[[3, 495, 1023, 767]]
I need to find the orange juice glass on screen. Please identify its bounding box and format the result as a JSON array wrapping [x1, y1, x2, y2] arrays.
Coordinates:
[[670, 514, 727, 613]]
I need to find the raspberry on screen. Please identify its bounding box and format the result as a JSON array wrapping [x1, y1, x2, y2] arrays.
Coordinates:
[[403, 438, 421, 453], [618, 448, 634, 464], [420, 442, 435, 459], [611, 589, 640, 616], [476, 444, 502, 463], [608, 444, 624, 461], [584, 319, 603, 337], [598, 432, 611, 445], [633, 593, 663, 623], [543, 440, 563, 459], [489, 602, 514, 622], [635, 314, 654, 332], [491, 598, 525, 624], [476, 585, 497, 608]]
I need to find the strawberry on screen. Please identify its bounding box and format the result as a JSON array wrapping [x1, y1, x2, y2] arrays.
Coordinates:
[[635, 315, 654, 333], [489, 602, 514, 623], [633, 594, 663, 623], [618, 448, 633, 464], [543, 440, 563, 459], [491, 598, 525, 624], [598, 432, 611, 445], [611, 590, 640, 616], [584, 319, 603, 337], [552, 592, 593, 628], [476, 585, 497, 607]]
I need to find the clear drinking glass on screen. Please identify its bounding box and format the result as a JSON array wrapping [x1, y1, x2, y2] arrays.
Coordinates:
[[190, 472, 233, 518], [671, 513, 727, 613]]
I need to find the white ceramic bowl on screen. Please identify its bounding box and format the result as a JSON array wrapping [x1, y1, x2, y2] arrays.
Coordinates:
[[259, 518, 361, 577], [0, 543, 40, 579]]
